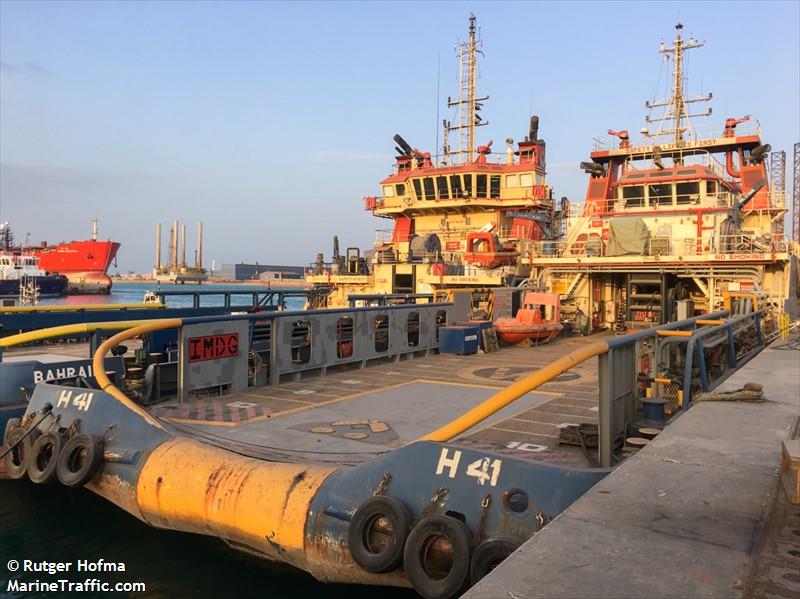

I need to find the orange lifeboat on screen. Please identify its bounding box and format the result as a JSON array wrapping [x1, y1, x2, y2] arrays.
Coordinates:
[[493, 291, 563, 344], [463, 232, 518, 269]]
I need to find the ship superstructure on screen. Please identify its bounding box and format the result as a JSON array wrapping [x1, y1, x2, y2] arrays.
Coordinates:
[[307, 15, 559, 307], [525, 23, 796, 332]]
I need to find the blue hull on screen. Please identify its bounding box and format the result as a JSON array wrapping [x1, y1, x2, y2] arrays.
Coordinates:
[[0, 275, 69, 298]]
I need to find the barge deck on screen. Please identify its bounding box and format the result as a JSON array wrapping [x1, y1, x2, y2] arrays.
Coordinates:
[[140, 335, 604, 469]]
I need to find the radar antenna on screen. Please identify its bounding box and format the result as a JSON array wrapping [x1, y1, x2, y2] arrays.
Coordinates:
[[644, 23, 712, 147], [446, 14, 489, 164]]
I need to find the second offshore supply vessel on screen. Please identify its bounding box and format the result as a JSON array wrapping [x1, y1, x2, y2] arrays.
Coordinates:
[[306, 18, 797, 332]]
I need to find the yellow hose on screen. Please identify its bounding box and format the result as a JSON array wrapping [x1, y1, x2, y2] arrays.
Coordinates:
[[1, 320, 157, 348], [421, 341, 609, 442], [93, 319, 183, 431]]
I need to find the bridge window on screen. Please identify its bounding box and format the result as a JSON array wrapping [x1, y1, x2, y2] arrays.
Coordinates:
[[412, 179, 422, 200], [649, 183, 673, 206], [676, 181, 699, 205], [382, 185, 394, 197], [476, 174, 487, 198], [395, 183, 405, 196], [490, 175, 501, 199], [506, 174, 519, 187], [463, 174, 473, 197], [450, 175, 464, 198], [622, 185, 645, 208], [706, 180, 718, 195], [436, 176, 449, 200], [423, 177, 435, 200], [520, 173, 533, 187]]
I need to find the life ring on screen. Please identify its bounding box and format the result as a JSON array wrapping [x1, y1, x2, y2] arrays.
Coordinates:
[[470, 537, 521, 584], [403, 515, 472, 599], [3, 421, 39, 480], [348, 496, 411, 573], [56, 434, 103, 487], [28, 430, 64, 484]]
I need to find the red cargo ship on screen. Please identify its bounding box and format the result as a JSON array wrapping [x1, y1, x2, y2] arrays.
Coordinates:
[[19, 219, 120, 294]]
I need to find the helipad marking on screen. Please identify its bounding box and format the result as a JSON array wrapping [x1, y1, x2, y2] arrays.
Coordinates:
[[227, 401, 257, 409], [293, 389, 316, 395]]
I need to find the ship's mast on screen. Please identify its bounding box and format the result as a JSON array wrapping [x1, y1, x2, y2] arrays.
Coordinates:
[[644, 23, 712, 150], [446, 14, 488, 164]]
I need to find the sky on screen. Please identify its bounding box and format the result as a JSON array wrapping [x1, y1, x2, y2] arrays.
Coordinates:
[[1, 0, 798, 273]]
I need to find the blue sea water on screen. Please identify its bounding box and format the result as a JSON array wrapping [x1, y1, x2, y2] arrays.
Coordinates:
[[37, 282, 309, 311]]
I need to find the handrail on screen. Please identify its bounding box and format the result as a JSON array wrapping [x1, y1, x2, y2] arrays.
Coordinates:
[[92, 319, 183, 431], [422, 310, 730, 445], [0, 303, 165, 314], [0, 320, 159, 349], [422, 341, 609, 442]]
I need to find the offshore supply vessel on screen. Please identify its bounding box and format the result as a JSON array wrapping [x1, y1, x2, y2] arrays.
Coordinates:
[[306, 20, 797, 333], [307, 15, 555, 308]]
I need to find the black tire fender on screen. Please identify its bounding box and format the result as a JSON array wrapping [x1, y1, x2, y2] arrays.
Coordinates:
[[348, 496, 412, 573], [28, 430, 64, 484], [403, 515, 472, 599], [3, 421, 39, 480], [56, 434, 103, 487], [470, 536, 521, 584]]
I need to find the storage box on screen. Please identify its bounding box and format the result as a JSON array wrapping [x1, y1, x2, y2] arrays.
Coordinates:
[[438, 326, 480, 355], [453, 320, 493, 349]]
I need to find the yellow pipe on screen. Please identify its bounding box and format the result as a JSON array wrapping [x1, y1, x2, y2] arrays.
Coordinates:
[[1, 320, 156, 348], [696, 319, 724, 325], [656, 330, 693, 337], [0, 303, 165, 314], [422, 341, 609, 442], [654, 377, 672, 384], [93, 318, 183, 431]]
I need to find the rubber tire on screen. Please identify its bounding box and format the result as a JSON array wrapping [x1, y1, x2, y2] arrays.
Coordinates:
[[3, 425, 33, 480], [470, 537, 521, 584], [348, 496, 412, 573], [403, 515, 472, 599], [56, 434, 103, 487], [27, 430, 64, 484]]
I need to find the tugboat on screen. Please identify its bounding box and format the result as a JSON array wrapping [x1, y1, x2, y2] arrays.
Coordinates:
[[0, 253, 68, 299], [307, 14, 562, 309]]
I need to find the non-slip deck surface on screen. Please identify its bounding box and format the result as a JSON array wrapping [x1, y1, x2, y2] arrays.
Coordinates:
[[152, 334, 609, 467]]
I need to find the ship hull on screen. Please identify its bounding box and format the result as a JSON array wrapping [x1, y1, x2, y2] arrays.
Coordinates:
[[0, 275, 68, 298], [32, 241, 120, 295]]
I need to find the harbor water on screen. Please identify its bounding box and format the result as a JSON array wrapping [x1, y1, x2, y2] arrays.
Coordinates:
[[36, 282, 309, 311], [0, 481, 413, 598]]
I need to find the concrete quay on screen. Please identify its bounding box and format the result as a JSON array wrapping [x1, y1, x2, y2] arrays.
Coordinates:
[[466, 334, 800, 599]]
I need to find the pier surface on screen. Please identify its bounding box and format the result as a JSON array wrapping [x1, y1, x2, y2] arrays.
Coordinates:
[[465, 334, 800, 599]]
